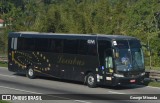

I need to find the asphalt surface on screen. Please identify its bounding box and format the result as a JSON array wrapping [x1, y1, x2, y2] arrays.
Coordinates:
[[0, 67, 160, 103]]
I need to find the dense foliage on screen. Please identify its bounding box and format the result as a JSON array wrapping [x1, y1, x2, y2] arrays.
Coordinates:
[[0, 0, 160, 66]]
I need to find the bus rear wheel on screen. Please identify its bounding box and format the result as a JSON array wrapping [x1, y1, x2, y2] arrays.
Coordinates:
[[86, 73, 97, 88], [26, 66, 35, 79]]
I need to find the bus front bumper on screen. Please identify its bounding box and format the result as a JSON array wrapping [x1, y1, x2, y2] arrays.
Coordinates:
[[112, 76, 145, 86]]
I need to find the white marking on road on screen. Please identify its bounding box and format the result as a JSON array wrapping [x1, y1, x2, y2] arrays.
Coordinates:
[[0, 74, 16, 78], [0, 85, 70, 99], [0, 85, 42, 94], [75, 100, 92, 103], [0, 85, 92, 103], [108, 91, 125, 94]]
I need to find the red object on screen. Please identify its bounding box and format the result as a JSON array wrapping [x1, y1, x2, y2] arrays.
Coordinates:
[[0, 19, 4, 23], [130, 79, 136, 83]]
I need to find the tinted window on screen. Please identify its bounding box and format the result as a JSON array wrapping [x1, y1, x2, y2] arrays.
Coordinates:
[[18, 38, 35, 51], [35, 38, 49, 52], [34, 38, 63, 53], [98, 40, 111, 50], [114, 40, 141, 49], [78, 40, 97, 55], [63, 40, 78, 54], [78, 40, 88, 55], [48, 39, 56, 52], [8, 38, 12, 49], [88, 42, 97, 55], [49, 39, 63, 53], [115, 40, 129, 49], [17, 38, 25, 50]]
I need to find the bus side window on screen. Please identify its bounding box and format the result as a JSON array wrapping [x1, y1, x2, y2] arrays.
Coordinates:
[[49, 39, 56, 52], [17, 38, 24, 50], [17, 38, 32, 51], [54, 39, 63, 53], [11, 38, 17, 50], [63, 39, 78, 54], [22, 38, 35, 51], [78, 40, 97, 55], [105, 57, 113, 68], [105, 56, 113, 73], [78, 40, 88, 55], [88, 43, 97, 56], [35, 38, 49, 52]]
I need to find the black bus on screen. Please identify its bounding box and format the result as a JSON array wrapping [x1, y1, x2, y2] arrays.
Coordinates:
[[8, 32, 145, 87]]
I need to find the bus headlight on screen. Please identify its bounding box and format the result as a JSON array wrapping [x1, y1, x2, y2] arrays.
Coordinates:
[[114, 73, 124, 77], [141, 72, 145, 76]]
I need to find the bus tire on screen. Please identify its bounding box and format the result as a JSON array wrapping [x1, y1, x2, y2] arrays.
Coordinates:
[[26, 66, 35, 79], [86, 73, 97, 88]]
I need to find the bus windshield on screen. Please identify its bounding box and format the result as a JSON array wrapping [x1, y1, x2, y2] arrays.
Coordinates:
[[114, 40, 144, 72]]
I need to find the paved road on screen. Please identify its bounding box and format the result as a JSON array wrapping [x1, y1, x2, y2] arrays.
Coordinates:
[[0, 67, 160, 103]]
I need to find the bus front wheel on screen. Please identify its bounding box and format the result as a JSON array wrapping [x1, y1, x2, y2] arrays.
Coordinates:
[[26, 66, 35, 79], [86, 73, 97, 88]]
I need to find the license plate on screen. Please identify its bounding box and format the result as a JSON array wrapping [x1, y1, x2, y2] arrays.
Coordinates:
[[130, 80, 136, 83]]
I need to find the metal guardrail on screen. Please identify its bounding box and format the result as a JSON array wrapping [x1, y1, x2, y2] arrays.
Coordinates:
[[145, 70, 160, 81], [0, 56, 8, 63]]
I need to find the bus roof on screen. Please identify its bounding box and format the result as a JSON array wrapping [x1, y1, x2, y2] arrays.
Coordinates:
[[9, 32, 138, 41]]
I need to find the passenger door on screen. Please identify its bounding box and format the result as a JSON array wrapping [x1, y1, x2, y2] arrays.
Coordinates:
[[104, 49, 114, 85]]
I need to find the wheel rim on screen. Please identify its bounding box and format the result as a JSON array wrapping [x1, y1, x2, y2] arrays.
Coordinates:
[[88, 75, 94, 85], [28, 68, 33, 76]]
